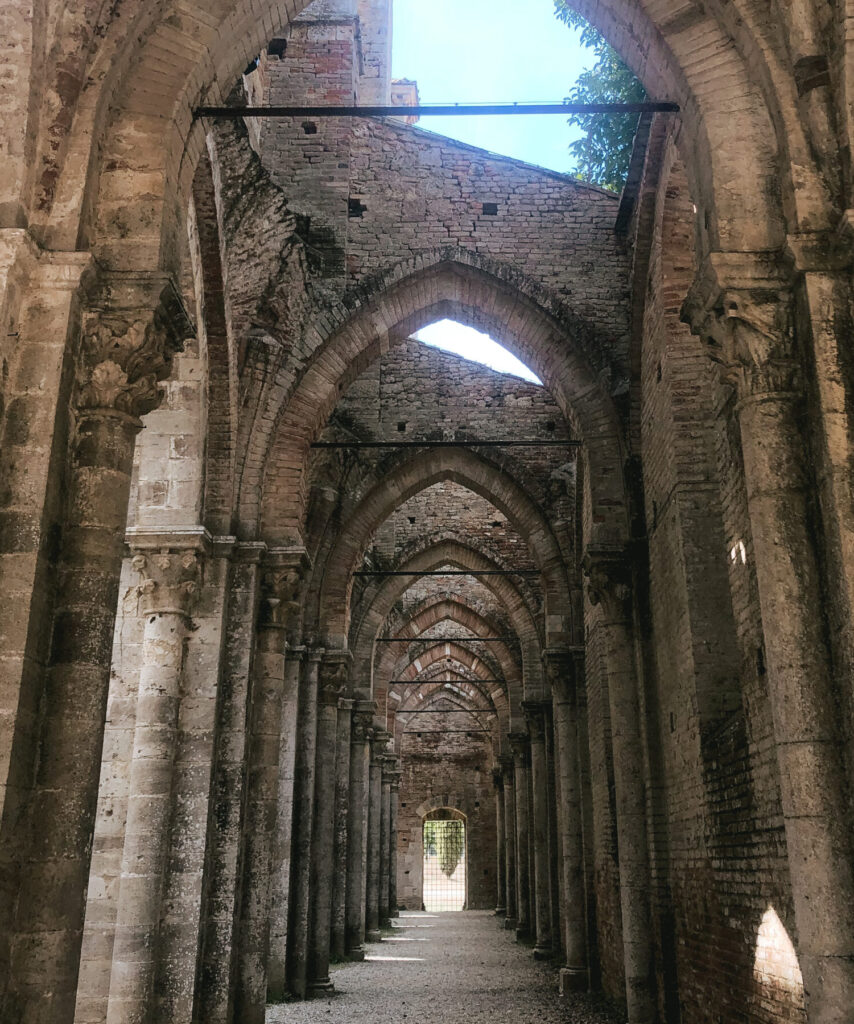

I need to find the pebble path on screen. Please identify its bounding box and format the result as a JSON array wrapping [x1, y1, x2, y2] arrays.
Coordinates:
[[267, 911, 623, 1024]]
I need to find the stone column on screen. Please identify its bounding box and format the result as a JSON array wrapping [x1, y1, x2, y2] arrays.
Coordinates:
[[365, 730, 388, 941], [267, 639, 306, 1003], [6, 277, 191, 1024], [492, 767, 507, 917], [546, 703, 563, 959], [345, 702, 375, 959], [331, 697, 355, 960], [307, 653, 351, 995], [379, 757, 394, 927], [584, 554, 654, 1023], [285, 648, 323, 998], [500, 756, 517, 929], [389, 769, 402, 919], [524, 702, 553, 959], [509, 733, 531, 940], [105, 539, 204, 1024], [545, 650, 589, 993], [235, 561, 304, 1021], [686, 275, 854, 1022]]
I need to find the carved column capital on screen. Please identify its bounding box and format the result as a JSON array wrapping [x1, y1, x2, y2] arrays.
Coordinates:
[[131, 548, 203, 617], [372, 728, 392, 761], [682, 256, 801, 402], [543, 648, 577, 704], [522, 700, 551, 740], [319, 651, 352, 705], [352, 700, 378, 743], [582, 550, 632, 617], [498, 754, 514, 782], [388, 770, 403, 793], [492, 765, 504, 789], [77, 275, 193, 422], [508, 731, 529, 761]]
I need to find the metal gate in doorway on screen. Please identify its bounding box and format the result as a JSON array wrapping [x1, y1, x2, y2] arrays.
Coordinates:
[[422, 814, 466, 912]]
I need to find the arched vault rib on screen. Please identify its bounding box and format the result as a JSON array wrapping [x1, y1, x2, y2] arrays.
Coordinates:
[[37, 0, 802, 269], [311, 446, 571, 651], [251, 255, 627, 551], [347, 539, 546, 705]]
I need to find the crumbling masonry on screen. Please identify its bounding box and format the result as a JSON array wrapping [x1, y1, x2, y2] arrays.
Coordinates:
[[1, 0, 854, 1022]]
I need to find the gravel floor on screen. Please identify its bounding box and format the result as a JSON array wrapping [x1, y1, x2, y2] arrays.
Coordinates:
[[267, 911, 623, 1024]]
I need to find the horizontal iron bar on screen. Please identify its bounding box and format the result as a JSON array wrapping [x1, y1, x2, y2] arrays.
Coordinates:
[[376, 636, 517, 643], [196, 102, 680, 119], [311, 440, 581, 448], [388, 679, 504, 684], [356, 570, 538, 577], [403, 729, 492, 734], [395, 709, 496, 715]]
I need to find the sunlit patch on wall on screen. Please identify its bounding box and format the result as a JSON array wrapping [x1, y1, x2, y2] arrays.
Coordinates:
[[753, 906, 804, 1004]]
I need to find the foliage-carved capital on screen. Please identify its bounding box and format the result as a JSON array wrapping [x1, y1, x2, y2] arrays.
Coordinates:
[[319, 653, 352, 704], [131, 548, 202, 617], [78, 278, 193, 420]]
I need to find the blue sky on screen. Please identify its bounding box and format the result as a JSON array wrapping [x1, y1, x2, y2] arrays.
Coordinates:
[[392, 1, 586, 379], [391, 0, 588, 174]]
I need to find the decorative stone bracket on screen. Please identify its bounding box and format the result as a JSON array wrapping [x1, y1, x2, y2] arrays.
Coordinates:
[[77, 273, 194, 421], [582, 550, 632, 618], [507, 731, 529, 760], [681, 253, 801, 401]]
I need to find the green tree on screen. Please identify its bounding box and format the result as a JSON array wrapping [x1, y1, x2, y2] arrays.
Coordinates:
[[554, 2, 646, 192]]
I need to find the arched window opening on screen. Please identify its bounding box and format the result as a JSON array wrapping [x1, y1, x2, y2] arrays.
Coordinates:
[[415, 320, 542, 384], [423, 809, 467, 912]]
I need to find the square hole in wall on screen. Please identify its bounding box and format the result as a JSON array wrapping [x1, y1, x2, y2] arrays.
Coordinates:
[[348, 197, 367, 218], [397, 421, 407, 432], [302, 121, 318, 135], [482, 202, 499, 216]]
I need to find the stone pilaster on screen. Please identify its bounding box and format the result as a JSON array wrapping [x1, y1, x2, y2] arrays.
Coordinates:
[[307, 652, 351, 995], [500, 756, 517, 929], [685, 265, 854, 1022], [379, 756, 395, 927], [492, 767, 507, 917], [6, 273, 192, 1024], [345, 701, 376, 959], [365, 729, 389, 941], [331, 697, 355, 959], [524, 701, 553, 959], [197, 541, 266, 1024], [105, 533, 205, 1024], [508, 732, 531, 940], [236, 554, 306, 1021], [388, 768, 402, 919], [584, 552, 654, 1023], [545, 649, 589, 993], [285, 646, 323, 998]]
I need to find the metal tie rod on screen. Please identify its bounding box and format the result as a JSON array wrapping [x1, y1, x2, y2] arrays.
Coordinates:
[[388, 679, 504, 684], [311, 440, 581, 449], [376, 636, 517, 643], [355, 570, 538, 577], [196, 102, 679, 119], [396, 709, 496, 715], [403, 729, 491, 734]]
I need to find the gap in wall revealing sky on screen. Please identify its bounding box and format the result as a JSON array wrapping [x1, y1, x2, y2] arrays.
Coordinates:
[[393, 1, 586, 379], [392, 0, 588, 174]]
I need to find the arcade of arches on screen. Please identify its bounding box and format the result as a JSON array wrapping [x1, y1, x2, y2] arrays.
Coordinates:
[[1, 0, 854, 1022]]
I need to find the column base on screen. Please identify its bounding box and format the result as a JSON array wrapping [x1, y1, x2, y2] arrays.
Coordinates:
[[391, 909, 400, 918], [346, 945, 366, 961], [559, 966, 589, 994], [494, 906, 507, 917], [307, 978, 335, 997], [515, 925, 530, 942], [503, 916, 517, 930], [533, 943, 552, 960], [366, 929, 382, 942]]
